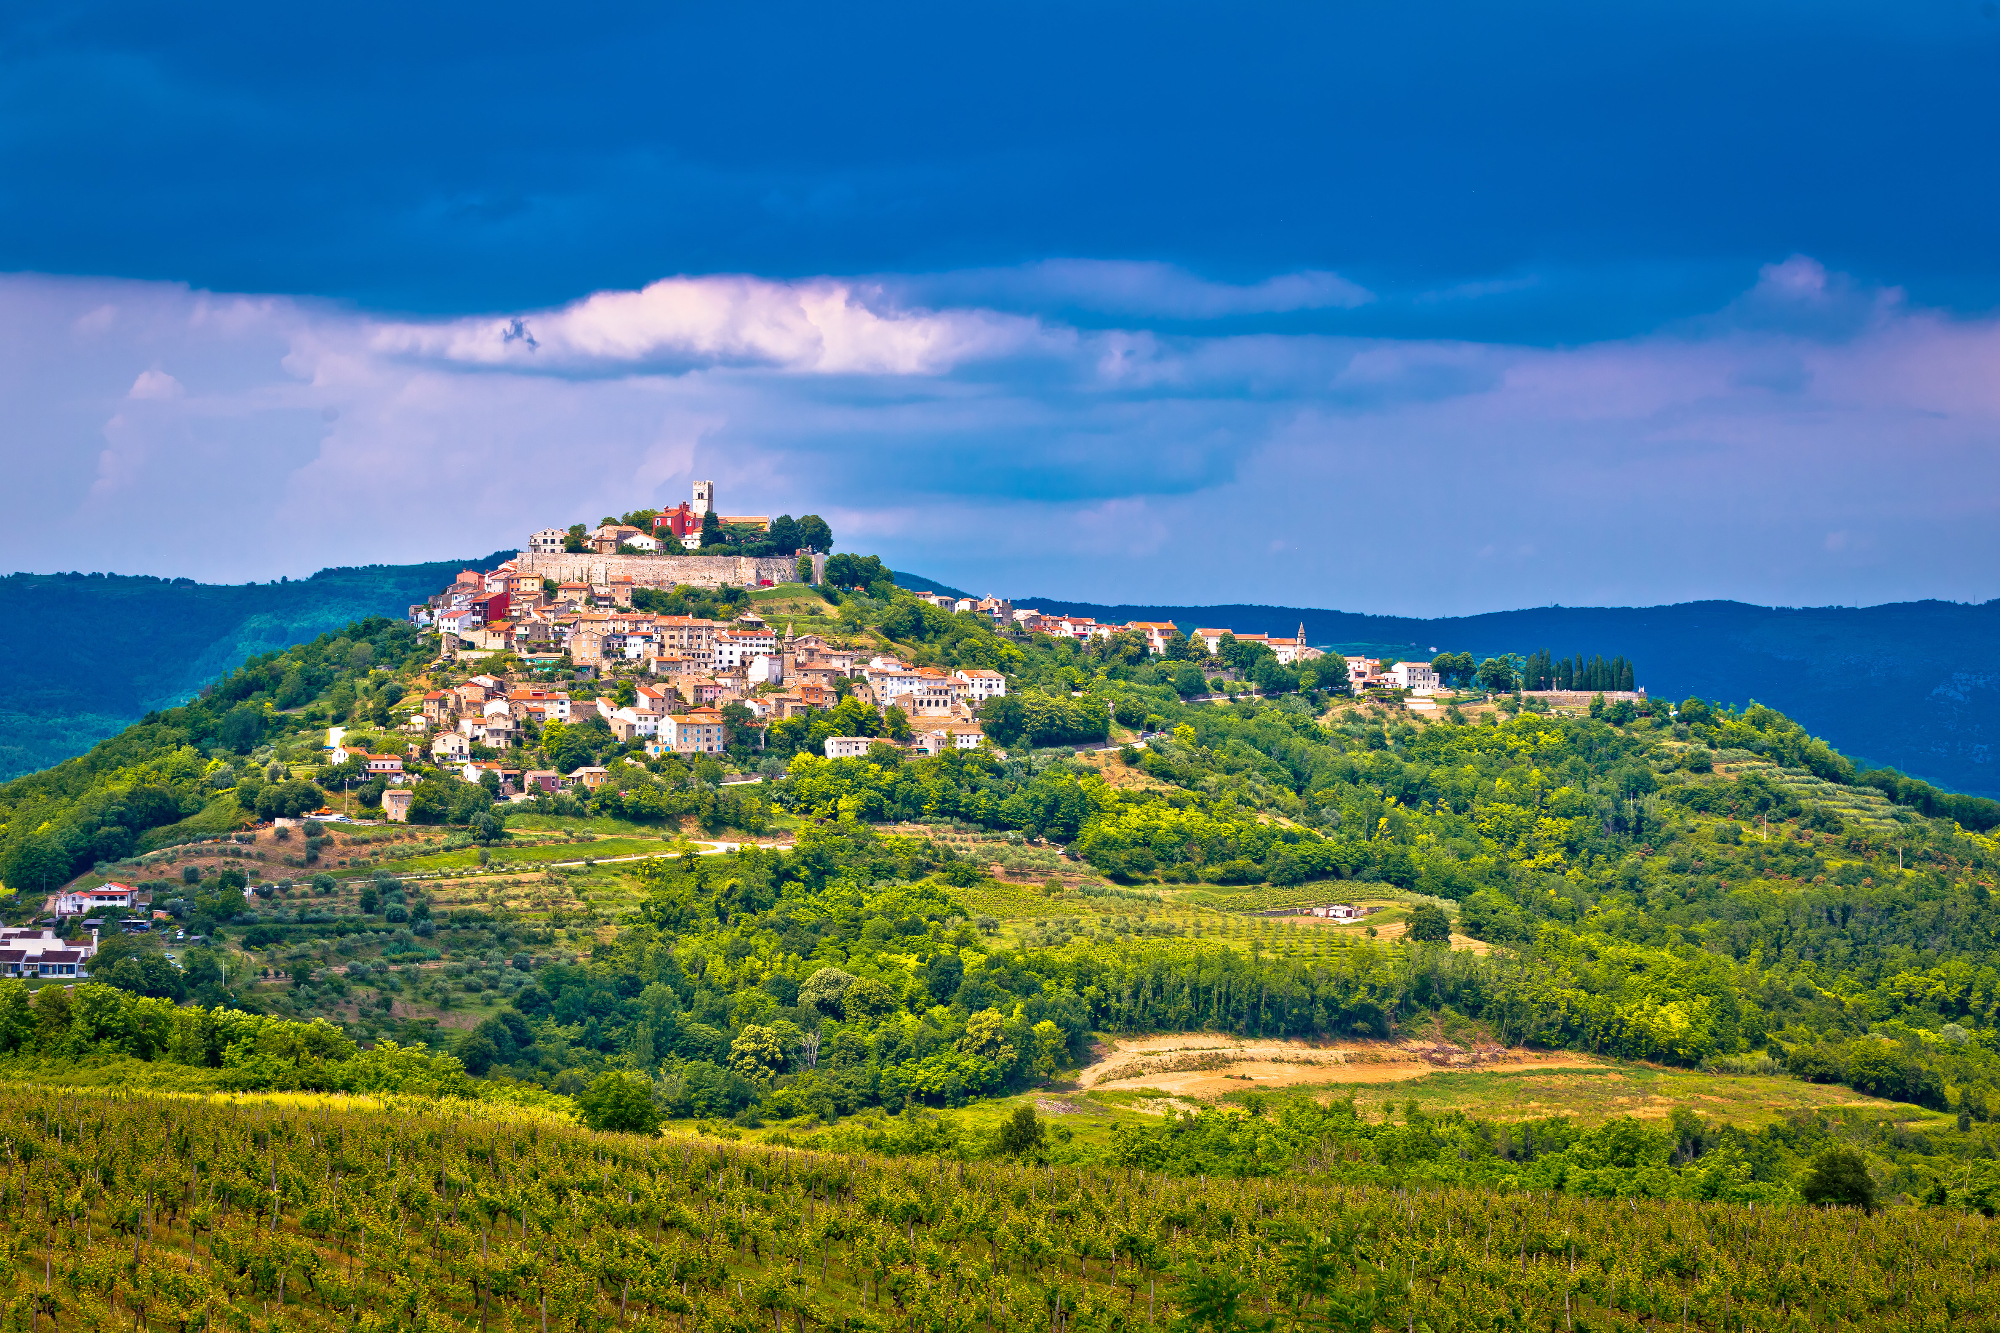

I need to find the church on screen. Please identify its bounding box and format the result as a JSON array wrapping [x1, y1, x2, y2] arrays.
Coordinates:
[[652, 480, 771, 550]]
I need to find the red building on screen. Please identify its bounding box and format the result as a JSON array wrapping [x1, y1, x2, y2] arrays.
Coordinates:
[[654, 503, 702, 547]]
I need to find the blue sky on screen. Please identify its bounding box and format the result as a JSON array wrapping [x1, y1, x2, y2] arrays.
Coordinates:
[[3, 1, 1999, 612]]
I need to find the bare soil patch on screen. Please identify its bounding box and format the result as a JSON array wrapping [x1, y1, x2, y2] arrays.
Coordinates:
[[1082, 1032, 1602, 1099]]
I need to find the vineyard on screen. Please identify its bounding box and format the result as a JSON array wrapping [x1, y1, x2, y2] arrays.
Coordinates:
[[1, 1086, 1996, 1332]]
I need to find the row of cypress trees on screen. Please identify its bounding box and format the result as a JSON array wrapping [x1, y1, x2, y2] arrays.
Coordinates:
[[1519, 649, 1636, 692]]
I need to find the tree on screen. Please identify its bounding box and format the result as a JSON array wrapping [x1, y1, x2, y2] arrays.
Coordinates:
[[218, 702, 266, 753], [796, 553, 815, 585], [842, 976, 901, 1020], [577, 1072, 663, 1134], [795, 514, 833, 552], [1432, 652, 1475, 688], [1406, 903, 1451, 943], [1307, 652, 1351, 696], [4, 832, 73, 894], [256, 780, 326, 820], [97, 952, 188, 1001], [406, 779, 457, 824], [798, 966, 857, 1018], [824, 552, 890, 589], [1031, 1020, 1066, 1080], [457, 1029, 499, 1076], [1801, 1147, 1876, 1211], [719, 700, 755, 744], [699, 509, 723, 547], [998, 1104, 1045, 1155], [766, 514, 801, 551], [1474, 656, 1518, 693], [729, 1024, 785, 1079], [1172, 664, 1208, 698], [470, 809, 507, 843]]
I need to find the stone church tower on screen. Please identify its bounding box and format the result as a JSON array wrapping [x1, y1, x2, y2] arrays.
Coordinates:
[[691, 480, 714, 517]]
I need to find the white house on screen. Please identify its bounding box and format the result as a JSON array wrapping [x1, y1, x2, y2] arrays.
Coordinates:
[[823, 736, 877, 759], [1389, 661, 1440, 693], [612, 706, 660, 738], [714, 627, 778, 669], [436, 606, 483, 636], [952, 669, 1007, 701], [860, 659, 923, 703], [0, 929, 94, 979], [529, 527, 568, 554], [52, 883, 136, 916]]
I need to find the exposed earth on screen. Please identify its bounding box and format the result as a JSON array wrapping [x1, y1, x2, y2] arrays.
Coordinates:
[[1078, 1031, 1603, 1098]]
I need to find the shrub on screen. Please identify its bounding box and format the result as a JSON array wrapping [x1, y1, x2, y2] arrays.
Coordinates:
[[1800, 1148, 1875, 1212], [1406, 903, 1451, 943]]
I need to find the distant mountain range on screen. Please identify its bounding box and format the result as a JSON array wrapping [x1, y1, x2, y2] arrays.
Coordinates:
[[1010, 594, 2000, 797], [3, 556, 1994, 798], [0, 553, 510, 780]]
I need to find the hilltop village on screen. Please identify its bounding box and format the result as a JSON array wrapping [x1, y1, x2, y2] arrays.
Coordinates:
[[0, 482, 1654, 993], [394, 482, 1432, 803]]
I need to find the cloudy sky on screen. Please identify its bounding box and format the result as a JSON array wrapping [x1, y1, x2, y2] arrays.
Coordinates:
[[3, 1, 1998, 615]]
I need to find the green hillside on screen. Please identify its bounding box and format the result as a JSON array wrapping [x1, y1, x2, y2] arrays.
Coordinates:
[[0, 551, 511, 780], [3, 578, 2000, 1223]]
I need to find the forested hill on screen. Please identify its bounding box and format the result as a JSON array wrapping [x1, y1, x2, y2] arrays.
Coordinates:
[[1012, 595, 2000, 798], [0, 552, 510, 780]]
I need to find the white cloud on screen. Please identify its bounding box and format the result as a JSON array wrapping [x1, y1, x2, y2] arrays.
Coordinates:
[[1, 260, 1997, 615], [369, 275, 1048, 374], [127, 368, 183, 399]]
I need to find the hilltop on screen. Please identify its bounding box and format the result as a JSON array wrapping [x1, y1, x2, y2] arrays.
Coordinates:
[[1013, 594, 2000, 797]]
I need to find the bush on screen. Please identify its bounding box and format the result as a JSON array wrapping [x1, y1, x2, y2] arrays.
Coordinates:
[[1406, 903, 1451, 943], [662, 1060, 760, 1118], [256, 780, 327, 821], [1800, 1147, 1875, 1212], [576, 1072, 664, 1134], [997, 1104, 1045, 1155]]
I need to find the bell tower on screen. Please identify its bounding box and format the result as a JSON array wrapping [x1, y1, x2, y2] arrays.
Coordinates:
[[691, 480, 714, 517]]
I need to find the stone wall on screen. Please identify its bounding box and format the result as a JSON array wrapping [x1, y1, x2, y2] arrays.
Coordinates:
[[514, 550, 819, 589]]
